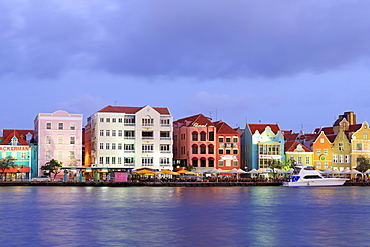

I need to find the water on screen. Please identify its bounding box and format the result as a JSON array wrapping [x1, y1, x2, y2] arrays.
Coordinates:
[[0, 186, 369, 247]]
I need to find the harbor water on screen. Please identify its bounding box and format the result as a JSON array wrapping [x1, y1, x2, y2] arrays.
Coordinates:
[[0, 186, 370, 246]]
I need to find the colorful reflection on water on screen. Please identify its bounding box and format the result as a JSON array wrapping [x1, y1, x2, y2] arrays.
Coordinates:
[[0, 186, 369, 246]]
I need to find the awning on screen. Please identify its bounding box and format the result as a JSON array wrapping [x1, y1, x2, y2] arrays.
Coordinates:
[[208, 157, 215, 160], [192, 157, 198, 160], [192, 131, 198, 134], [200, 157, 206, 160], [192, 144, 198, 147], [1, 167, 30, 173]]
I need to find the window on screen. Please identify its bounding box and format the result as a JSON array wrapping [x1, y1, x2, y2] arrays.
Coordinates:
[[160, 118, 170, 126], [218, 160, 224, 167], [209, 132, 214, 141], [112, 118, 116, 123], [124, 116, 135, 126], [46, 122, 51, 129], [316, 149, 321, 155], [70, 122, 76, 130], [200, 145, 206, 154], [142, 157, 153, 166], [306, 156, 310, 164], [45, 150, 51, 160], [298, 156, 302, 164], [233, 137, 238, 143], [219, 149, 224, 154], [316, 161, 321, 168], [324, 161, 328, 168], [118, 157, 122, 164], [70, 136, 76, 145], [333, 155, 338, 163], [192, 133, 198, 141], [160, 145, 170, 153], [142, 131, 154, 140], [345, 155, 350, 163], [192, 159, 198, 167], [160, 158, 170, 164], [160, 131, 170, 140], [21, 152, 27, 159], [106, 118, 110, 123], [118, 130, 122, 137], [58, 122, 63, 130], [200, 132, 206, 141], [118, 118, 122, 123], [200, 159, 206, 167], [124, 131, 135, 139], [112, 157, 116, 164], [112, 143, 116, 150], [100, 118, 104, 122], [208, 146, 214, 154], [142, 117, 154, 126], [192, 145, 198, 154], [339, 155, 344, 163], [233, 149, 238, 155], [100, 130, 104, 136], [99, 157, 103, 164], [233, 160, 238, 167], [69, 150, 75, 160], [46, 135, 51, 144], [57, 150, 63, 160], [209, 159, 214, 167], [226, 137, 231, 143], [100, 143, 104, 150], [106, 157, 110, 164], [112, 130, 116, 137], [320, 138, 324, 143], [106, 130, 110, 136], [106, 143, 110, 150], [125, 157, 135, 165], [339, 142, 344, 151], [142, 144, 154, 153], [219, 137, 224, 143], [57, 135, 63, 144], [357, 143, 362, 150], [124, 144, 135, 153], [226, 149, 231, 154], [118, 143, 122, 150], [364, 134, 368, 140], [324, 149, 328, 155]]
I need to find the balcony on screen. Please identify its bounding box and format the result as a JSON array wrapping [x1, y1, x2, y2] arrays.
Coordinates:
[[160, 150, 171, 153], [124, 150, 135, 153], [160, 137, 171, 140], [124, 123, 135, 127], [124, 136, 135, 140], [124, 163, 135, 166], [161, 124, 171, 127], [142, 123, 154, 127], [142, 150, 154, 153], [142, 137, 154, 140]]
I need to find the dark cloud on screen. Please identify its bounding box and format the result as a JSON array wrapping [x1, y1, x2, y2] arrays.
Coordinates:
[[1, 0, 370, 79]]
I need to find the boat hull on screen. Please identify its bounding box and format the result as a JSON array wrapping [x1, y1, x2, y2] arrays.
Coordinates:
[[282, 178, 347, 187]]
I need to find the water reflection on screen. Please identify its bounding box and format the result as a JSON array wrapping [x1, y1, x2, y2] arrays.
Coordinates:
[[0, 187, 369, 246]]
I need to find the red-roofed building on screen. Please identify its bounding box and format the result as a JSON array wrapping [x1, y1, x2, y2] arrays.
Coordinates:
[[284, 141, 313, 166], [85, 105, 173, 180], [213, 121, 241, 170], [0, 129, 37, 179]]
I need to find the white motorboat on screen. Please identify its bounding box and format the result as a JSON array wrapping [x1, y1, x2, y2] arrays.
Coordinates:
[[282, 165, 347, 187]]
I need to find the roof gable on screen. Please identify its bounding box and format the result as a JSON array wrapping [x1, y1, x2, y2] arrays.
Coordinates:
[[98, 105, 170, 115], [248, 124, 280, 135], [213, 121, 238, 135]]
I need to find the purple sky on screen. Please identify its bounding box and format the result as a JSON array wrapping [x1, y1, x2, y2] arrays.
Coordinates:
[[1, 0, 370, 133]]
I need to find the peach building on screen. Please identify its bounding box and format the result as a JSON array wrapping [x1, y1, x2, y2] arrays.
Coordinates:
[[173, 114, 216, 170]]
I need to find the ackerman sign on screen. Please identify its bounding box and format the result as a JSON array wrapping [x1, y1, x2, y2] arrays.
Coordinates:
[[0, 146, 30, 151]]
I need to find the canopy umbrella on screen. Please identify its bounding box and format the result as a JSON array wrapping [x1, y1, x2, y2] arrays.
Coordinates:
[[346, 169, 362, 174], [134, 169, 155, 174], [364, 169, 370, 174], [236, 169, 248, 174], [158, 170, 179, 175], [176, 169, 193, 174], [247, 169, 262, 174]]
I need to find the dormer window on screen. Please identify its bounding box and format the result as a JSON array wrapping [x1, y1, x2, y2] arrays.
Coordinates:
[[11, 137, 18, 145]]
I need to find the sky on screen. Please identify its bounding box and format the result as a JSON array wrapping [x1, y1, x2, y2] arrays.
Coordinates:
[[2, 0, 370, 133]]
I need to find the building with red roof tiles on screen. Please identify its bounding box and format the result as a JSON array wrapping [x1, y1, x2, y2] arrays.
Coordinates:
[[0, 129, 37, 179], [173, 114, 216, 171], [85, 105, 173, 179], [241, 123, 285, 171], [284, 141, 313, 166], [213, 121, 240, 170]]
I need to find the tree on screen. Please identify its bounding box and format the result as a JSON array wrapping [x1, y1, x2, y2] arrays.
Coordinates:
[[0, 156, 15, 180], [41, 159, 63, 179], [267, 159, 282, 179], [356, 156, 370, 173], [186, 164, 194, 171], [282, 158, 296, 170]]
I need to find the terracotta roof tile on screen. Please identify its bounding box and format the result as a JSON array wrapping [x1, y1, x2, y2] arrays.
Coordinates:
[[98, 105, 171, 115], [0, 130, 31, 145], [213, 121, 238, 135], [174, 114, 214, 127], [285, 141, 311, 152], [248, 124, 280, 135]]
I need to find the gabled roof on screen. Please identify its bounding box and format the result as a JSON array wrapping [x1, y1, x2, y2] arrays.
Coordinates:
[[284, 141, 311, 152], [284, 133, 299, 142], [248, 124, 280, 135], [302, 133, 319, 141], [213, 121, 238, 135], [347, 124, 362, 133], [98, 105, 170, 115], [0, 130, 31, 145], [174, 114, 213, 127], [326, 134, 337, 143]]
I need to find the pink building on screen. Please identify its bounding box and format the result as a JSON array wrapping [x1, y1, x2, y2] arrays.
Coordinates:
[[34, 110, 83, 176]]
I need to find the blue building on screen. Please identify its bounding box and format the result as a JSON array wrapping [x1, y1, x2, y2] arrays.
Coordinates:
[[241, 124, 285, 171], [0, 130, 38, 179]]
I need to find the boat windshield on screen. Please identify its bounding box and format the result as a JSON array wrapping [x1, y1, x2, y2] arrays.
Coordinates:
[[304, 166, 316, 171], [303, 175, 322, 179], [293, 167, 301, 174]]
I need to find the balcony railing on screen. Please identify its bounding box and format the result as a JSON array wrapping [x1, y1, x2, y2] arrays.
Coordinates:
[[124, 163, 135, 166], [161, 124, 171, 127], [124, 150, 135, 153], [124, 136, 135, 140], [160, 137, 171, 140], [160, 150, 171, 153], [124, 123, 135, 126], [142, 150, 154, 153], [142, 123, 154, 127], [142, 137, 154, 140]]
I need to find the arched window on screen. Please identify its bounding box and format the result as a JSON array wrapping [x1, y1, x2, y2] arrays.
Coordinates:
[[200, 131, 206, 141], [200, 144, 206, 154], [192, 144, 198, 154], [192, 131, 198, 141]]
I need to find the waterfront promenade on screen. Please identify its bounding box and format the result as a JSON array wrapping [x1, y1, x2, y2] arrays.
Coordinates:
[[0, 180, 368, 187]]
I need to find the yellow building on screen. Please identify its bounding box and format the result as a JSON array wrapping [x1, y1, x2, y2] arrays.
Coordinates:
[[284, 141, 313, 167], [350, 121, 370, 169]]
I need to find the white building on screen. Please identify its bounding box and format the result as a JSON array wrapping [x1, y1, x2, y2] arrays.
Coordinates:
[[85, 105, 173, 171]]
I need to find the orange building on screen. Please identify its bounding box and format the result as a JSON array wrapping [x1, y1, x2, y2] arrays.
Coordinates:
[[312, 131, 333, 170]]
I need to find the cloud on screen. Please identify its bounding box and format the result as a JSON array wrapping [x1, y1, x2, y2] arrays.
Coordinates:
[[2, 0, 370, 80]]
